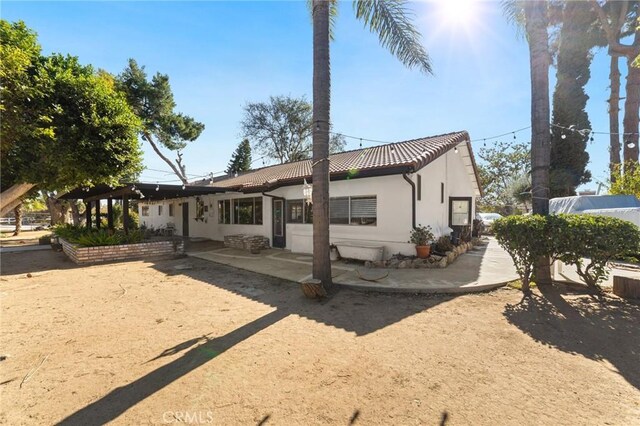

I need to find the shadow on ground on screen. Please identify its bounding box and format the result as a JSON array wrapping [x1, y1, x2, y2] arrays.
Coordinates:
[[1, 249, 79, 276], [58, 257, 457, 425], [503, 284, 640, 391]]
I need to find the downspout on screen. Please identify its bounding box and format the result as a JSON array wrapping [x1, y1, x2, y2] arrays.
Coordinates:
[[402, 172, 416, 229]]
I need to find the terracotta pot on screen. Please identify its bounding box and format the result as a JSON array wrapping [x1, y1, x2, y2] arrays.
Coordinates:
[[415, 245, 431, 258]]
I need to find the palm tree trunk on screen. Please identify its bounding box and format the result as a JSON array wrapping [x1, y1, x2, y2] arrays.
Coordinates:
[[622, 53, 640, 168], [311, 0, 333, 288], [525, 0, 552, 286], [13, 204, 23, 236], [609, 54, 622, 182]]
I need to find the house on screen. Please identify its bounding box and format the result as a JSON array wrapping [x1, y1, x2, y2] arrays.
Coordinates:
[[137, 131, 482, 259]]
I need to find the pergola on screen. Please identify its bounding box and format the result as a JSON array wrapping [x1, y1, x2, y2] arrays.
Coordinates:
[[59, 183, 228, 232]]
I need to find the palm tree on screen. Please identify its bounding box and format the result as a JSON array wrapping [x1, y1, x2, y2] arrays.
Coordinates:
[[310, 0, 433, 289]]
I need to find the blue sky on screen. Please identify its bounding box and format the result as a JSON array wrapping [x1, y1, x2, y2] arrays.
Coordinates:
[[3, 1, 623, 190]]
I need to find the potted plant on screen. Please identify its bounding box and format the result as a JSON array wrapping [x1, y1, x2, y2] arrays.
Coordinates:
[[409, 225, 435, 258]]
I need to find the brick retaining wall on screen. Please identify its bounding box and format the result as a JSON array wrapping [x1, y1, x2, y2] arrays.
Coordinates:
[[60, 238, 184, 265], [224, 234, 270, 251]]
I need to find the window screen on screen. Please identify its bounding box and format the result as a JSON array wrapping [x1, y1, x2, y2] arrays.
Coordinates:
[[350, 197, 376, 225], [329, 197, 350, 224]]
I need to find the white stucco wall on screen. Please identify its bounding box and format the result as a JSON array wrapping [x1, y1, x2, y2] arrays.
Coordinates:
[[138, 146, 478, 259]]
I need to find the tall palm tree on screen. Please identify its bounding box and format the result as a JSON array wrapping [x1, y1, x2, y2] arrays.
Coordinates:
[[527, 0, 553, 286], [310, 0, 433, 288]]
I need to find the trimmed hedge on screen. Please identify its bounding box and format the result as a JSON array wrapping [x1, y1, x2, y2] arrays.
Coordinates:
[[493, 214, 640, 292]]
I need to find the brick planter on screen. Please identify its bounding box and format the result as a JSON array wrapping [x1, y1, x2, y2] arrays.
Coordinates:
[[60, 238, 184, 265], [224, 234, 270, 251]]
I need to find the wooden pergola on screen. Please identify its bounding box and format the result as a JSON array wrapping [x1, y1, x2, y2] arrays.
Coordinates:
[[59, 183, 227, 232]]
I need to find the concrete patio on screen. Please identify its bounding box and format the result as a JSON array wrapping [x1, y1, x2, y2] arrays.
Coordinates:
[[187, 238, 519, 293]]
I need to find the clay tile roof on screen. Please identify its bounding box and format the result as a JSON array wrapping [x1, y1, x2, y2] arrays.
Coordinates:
[[211, 131, 473, 192]]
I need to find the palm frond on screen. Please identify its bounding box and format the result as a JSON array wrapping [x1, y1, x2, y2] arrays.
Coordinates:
[[501, 0, 527, 38], [353, 0, 432, 74]]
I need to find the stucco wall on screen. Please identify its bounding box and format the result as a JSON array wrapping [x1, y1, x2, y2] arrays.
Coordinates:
[[138, 147, 477, 259]]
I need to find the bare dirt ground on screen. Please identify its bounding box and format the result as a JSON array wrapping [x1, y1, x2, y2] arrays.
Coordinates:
[[0, 230, 51, 247], [1, 250, 639, 425]]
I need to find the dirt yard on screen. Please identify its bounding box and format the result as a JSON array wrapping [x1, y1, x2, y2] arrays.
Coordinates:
[[1, 250, 639, 425]]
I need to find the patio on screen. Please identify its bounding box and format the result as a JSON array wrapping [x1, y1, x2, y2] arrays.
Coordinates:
[[187, 238, 519, 293]]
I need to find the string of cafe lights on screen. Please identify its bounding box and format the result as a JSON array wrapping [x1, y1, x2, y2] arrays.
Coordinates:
[[133, 122, 637, 189]]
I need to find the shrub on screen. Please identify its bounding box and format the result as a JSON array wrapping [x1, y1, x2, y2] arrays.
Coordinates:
[[551, 214, 640, 290], [492, 215, 553, 293], [433, 235, 454, 253], [53, 224, 146, 247], [494, 213, 640, 293], [409, 225, 435, 246]]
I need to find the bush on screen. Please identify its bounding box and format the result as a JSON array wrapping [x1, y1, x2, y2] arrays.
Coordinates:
[[53, 224, 146, 247], [492, 215, 552, 293], [433, 235, 454, 253], [494, 214, 640, 293], [551, 214, 640, 289]]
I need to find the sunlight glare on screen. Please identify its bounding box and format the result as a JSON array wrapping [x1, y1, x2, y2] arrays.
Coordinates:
[[435, 0, 480, 27]]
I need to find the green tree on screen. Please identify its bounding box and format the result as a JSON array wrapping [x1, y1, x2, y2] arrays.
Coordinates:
[[477, 140, 530, 213], [609, 161, 640, 198], [226, 139, 252, 174], [550, 1, 600, 197], [310, 0, 432, 288], [0, 20, 142, 216], [117, 59, 204, 184], [240, 95, 346, 164]]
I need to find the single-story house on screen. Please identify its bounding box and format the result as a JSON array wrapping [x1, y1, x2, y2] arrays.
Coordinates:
[[137, 131, 482, 259]]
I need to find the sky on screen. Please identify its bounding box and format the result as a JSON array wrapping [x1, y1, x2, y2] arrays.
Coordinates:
[[3, 0, 626, 191]]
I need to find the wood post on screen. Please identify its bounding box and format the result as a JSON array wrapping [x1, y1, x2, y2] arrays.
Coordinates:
[[85, 201, 92, 228], [107, 198, 114, 230], [95, 200, 101, 229], [613, 276, 640, 299], [123, 196, 129, 235]]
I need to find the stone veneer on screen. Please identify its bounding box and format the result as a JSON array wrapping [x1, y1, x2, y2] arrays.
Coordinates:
[[60, 238, 184, 265], [224, 234, 270, 251]]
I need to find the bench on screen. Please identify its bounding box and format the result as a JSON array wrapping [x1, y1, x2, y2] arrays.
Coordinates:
[[334, 241, 384, 262]]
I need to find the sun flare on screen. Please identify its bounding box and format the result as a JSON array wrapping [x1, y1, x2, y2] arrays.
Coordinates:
[[435, 0, 481, 27]]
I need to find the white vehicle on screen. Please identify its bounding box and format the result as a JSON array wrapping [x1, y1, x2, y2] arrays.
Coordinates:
[[476, 212, 503, 233]]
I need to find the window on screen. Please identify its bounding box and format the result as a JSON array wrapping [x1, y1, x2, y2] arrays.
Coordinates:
[[158, 205, 163, 216], [219, 197, 262, 225], [141, 206, 149, 216], [329, 197, 350, 224], [329, 196, 376, 225], [449, 197, 471, 226], [287, 200, 304, 223], [218, 199, 231, 224], [441, 183, 445, 204], [195, 197, 205, 221], [417, 174, 422, 201], [169, 203, 174, 217], [350, 196, 377, 225]]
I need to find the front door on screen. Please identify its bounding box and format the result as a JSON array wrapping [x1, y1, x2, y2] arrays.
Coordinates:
[[182, 202, 189, 237], [272, 199, 285, 248]]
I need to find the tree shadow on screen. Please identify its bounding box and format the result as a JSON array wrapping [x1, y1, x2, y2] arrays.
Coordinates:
[[503, 284, 640, 390], [1, 249, 79, 276], [58, 257, 455, 424]]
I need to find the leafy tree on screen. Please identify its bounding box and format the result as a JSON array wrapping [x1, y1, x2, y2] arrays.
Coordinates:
[[117, 59, 204, 184], [240, 95, 346, 164], [609, 161, 640, 198], [0, 20, 142, 216], [310, 0, 432, 288], [477, 140, 530, 213], [550, 1, 600, 197], [226, 139, 252, 174]]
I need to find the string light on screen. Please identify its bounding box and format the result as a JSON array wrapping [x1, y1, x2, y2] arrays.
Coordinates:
[[155, 184, 160, 191], [454, 146, 459, 154]]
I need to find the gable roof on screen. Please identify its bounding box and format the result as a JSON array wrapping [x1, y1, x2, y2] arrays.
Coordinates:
[[211, 131, 481, 194]]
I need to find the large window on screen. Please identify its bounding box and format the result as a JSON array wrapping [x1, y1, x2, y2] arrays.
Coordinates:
[[329, 196, 376, 226], [219, 197, 262, 225], [286, 199, 313, 224]]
